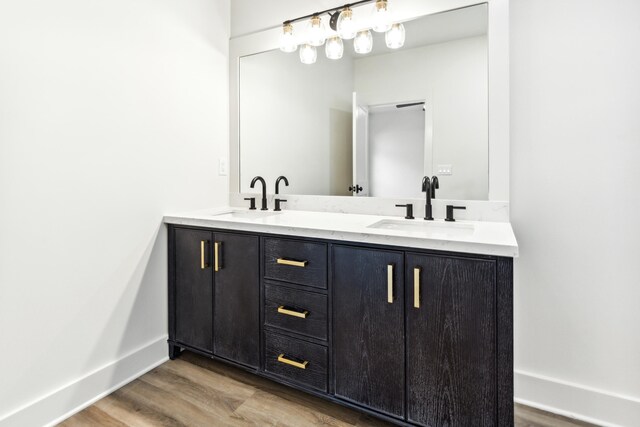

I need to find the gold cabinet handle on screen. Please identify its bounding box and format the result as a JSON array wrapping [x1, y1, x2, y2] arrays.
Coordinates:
[[276, 258, 308, 268], [277, 306, 309, 319], [277, 354, 308, 369], [200, 241, 209, 269], [387, 264, 394, 303], [214, 242, 221, 272], [414, 267, 421, 308]]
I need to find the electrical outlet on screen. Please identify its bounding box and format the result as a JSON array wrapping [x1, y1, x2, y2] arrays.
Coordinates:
[[218, 158, 228, 176], [437, 164, 452, 175]]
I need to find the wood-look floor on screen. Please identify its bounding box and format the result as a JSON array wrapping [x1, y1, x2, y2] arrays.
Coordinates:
[[60, 351, 598, 427]]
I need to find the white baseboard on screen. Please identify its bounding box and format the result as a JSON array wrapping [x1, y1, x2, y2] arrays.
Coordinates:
[[0, 336, 168, 427], [515, 370, 640, 427]]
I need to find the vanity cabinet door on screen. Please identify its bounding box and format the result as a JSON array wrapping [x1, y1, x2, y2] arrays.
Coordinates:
[[213, 232, 259, 368], [406, 253, 497, 427], [174, 228, 214, 353], [333, 245, 405, 419]]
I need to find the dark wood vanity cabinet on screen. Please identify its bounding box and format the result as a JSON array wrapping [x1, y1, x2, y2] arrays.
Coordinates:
[[333, 245, 406, 418], [167, 225, 513, 426], [168, 227, 260, 369], [405, 253, 498, 426]]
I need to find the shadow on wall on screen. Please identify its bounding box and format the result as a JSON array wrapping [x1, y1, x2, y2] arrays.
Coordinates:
[[63, 221, 168, 416]]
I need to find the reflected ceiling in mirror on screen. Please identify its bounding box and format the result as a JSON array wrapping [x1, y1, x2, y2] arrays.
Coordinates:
[[239, 4, 488, 200]]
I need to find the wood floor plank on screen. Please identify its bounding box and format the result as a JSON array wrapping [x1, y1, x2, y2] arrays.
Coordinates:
[[59, 353, 598, 427], [93, 388, 184, 427], [233, 390, 356, 427], [514, 403, 597, 427], [116, 377, 225, 426], [160, 358, 256, 401], [59, 405, 127, 427], [139, 365, 249, 421]]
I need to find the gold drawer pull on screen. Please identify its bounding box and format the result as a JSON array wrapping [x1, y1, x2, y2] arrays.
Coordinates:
[[214, 242, 221, 272], [387, 264, 394, 303], [200, 241, 209, 269], [414, 267, 421, 308], [278, 306, 309, 319], [277, 354, 308, 369], [276, 258, 308, 268]]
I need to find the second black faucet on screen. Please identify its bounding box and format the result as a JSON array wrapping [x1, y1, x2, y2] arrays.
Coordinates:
[[250, 176, 268, 210]]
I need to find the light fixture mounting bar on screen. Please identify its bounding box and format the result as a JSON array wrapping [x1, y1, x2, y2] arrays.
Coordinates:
[[283, 0, 374, 26]]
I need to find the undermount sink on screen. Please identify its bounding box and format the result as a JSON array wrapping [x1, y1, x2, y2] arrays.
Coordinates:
[[212, 210, 281, 219], [367, 219, 475, 237]]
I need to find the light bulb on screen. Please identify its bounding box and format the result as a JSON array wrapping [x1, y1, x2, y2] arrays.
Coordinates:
[[354, 29, 373, 54], [299, 44, 317, 64], [325, 36, 344, 60], [337, 7, 357, 40], [279, 23, 297, 53], [307, 15, 326, 47], [385, 23, 405, 49], [372, 0, 392, 33]]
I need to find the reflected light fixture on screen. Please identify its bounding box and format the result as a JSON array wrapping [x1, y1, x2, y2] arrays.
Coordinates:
[[325, 36, 344, 60], [385, 22, 405, 49], [279, 0, 405, 64], [336, 7, 357, 39], [299, 44, 317, 64], [354, 29, 373, 54], [279, 22, 297, 53], [307, 15, 326, 46], [372, 0, 392, 33]]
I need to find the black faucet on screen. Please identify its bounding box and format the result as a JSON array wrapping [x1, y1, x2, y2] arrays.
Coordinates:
[[250, 176, 268, 210], [275, 176, 289, 194], [421, 176, 434, 220], [445, 205, 466, 222], [395, 204, 414, 219], [430, 176, 439, 199]]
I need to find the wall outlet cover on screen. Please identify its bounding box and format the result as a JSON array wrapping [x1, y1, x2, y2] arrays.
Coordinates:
[[437, 164, 453, 175], [218, 158, 228, 176]]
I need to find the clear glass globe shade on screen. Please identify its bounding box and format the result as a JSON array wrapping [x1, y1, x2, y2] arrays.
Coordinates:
[[372, 0, 392, 33], [325, 36, 344, 60], [385, 23, 405, 49], [307, 16, 326, 47], [354, 29, 373, 54], [337, 8, 356, 40], [299, 44, 317, 64], [279, 25, 297, 53]]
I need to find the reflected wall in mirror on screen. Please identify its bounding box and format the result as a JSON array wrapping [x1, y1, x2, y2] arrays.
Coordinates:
[[240, 4, 488, 200]]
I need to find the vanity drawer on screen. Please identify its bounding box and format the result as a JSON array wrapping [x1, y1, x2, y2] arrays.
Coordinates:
[[264, 238, 327, 289], [264, 331, 328, 392], [264, 283, 328, 341]]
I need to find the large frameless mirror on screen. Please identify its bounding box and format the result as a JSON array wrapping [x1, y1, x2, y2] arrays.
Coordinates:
[[239, 4, 488, 200]]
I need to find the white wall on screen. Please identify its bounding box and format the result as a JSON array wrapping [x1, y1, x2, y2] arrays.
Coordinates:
[[354, 36, 489, 200], [0, 0, 230, 425], [511, 0, 640, 425], [239, 49, 353, 195]]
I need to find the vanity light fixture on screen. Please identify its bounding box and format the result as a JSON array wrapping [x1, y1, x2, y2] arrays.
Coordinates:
[[299, 43, 317, 65], [279, 23, 297, 53], [307, 15, 326, 47], [354, 29, 373, 54], [385, 22, 405, 49], [336, 7, 357, 39], [279, 0, 405, 64], [325, 36, 344, 60], [371, 0, 392, 33]]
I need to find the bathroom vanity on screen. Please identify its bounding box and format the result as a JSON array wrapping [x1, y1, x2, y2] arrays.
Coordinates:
[[164, 209, 517, 426], [170, 0, 515, 423]]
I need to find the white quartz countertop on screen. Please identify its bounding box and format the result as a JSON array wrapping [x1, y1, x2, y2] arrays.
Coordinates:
[[164, 207, 518, 258]]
